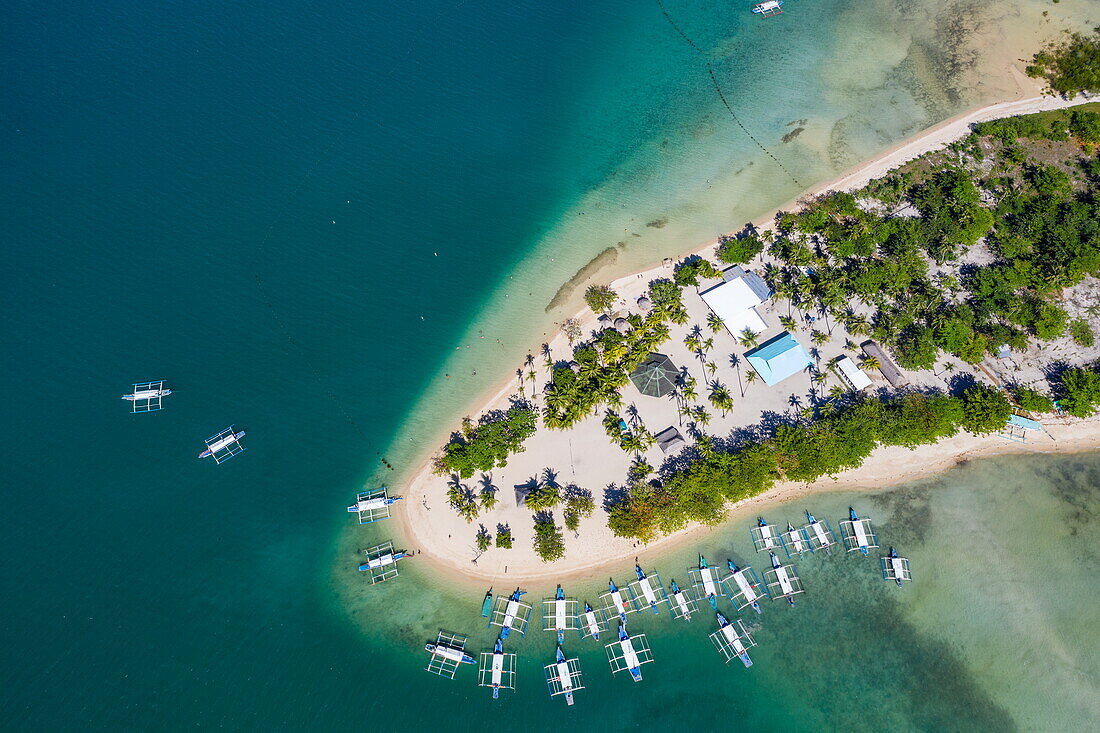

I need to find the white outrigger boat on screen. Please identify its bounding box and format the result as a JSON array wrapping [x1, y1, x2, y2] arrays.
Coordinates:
[[544, 646, 584, 706], [783, 522, 813, 556], [839, 507, 879, 556], [198, 426, 246, 464], [489, 588, 532, 639], [763, 551, 805, 606], [543, 585, 578, 644], [346, 487, 402, 524], [477, 638, 516, 699], [604, 622, 653, 682], [752, 0, 783, 17], [122, 381, 171, 413], [750, 518, 787, 555], [629, 564, 668, 615], [600, 578, 635, 622], [689, 555, 727, 610], [580, 602, 605, 641], [726, 560, 767, 614], [710, 612, 757, 667], [358, 541, 409, 584], [665, 579, 698, 621], [803, 511, 837, 553], [425, 631, 476, 679], [881, 547, 912, 587]]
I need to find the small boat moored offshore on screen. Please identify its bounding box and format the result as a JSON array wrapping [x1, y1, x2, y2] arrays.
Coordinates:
[[358, 541, 410, 584], [604, 622, 653, 682], [346, 486, 402, 524], [544, 646, 584, 706], [752, 0, 783, 16], [763, 551, 805, 606], [477, 638, 516, 699], [690, 555, 726, 610], [839, 507, 879, 556], [629, 564, 669, 615], [803, 511, 837, 554], [489, 588, 532, 639], [881, 547, 912, 587], [580, 602, 605, 641], [481, 588, 494, 618], [198, 426, 246, 464], [425, 631, 477, 679], [750, 518, 787, 555], [600, 578, 634, 622], [783, 521, 813, 556], [710, 612, 757, 667], [666, 579, 698, 621], [726, 560, 767, 614], [122, 380, 171, 413], [543, 585, 578, 644]]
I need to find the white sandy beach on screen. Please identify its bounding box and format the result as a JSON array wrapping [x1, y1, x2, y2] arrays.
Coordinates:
[[393, 82, 1098, 586]]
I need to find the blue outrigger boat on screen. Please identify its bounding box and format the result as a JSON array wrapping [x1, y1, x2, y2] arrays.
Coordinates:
[[726, 560, 764, 614], [803, 511, 836, 554], [632, 564, 662, 615], [711, 612, 756, 667], [690, 555, 724, 610], [553, 585, 567, 643], [581, 602, 602, 640], [492, 588, 529, 639], [481, 588, 493, 618], [605, 578, 632, 622]]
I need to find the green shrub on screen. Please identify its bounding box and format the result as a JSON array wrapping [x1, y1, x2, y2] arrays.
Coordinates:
[[1070, 318, 1095, 347], [533, 514, 565, 562], [1059, 367, 1100, 417], [1013, 387, 1054, 414], [584, 284, 618, 315], [959, 385, 1013, 435], [716, 234, 765, 265]]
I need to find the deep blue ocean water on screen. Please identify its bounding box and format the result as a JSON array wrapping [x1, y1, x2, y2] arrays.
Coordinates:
[[4, 0, 1098, 730]]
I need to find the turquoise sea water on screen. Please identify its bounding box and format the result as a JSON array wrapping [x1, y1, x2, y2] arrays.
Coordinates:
[[3, 0, 1098, 729]]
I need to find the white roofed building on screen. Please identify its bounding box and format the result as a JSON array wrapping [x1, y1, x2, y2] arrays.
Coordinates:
[[699, 266, 772, 337]]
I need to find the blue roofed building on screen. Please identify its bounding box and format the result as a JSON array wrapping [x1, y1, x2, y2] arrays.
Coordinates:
[[745, 331, 813, 386]]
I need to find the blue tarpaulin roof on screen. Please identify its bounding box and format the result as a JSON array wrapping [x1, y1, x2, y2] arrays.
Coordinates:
[[745, 332, 813, 386]]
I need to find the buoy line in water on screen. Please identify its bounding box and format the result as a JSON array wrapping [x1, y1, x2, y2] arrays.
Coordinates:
[[654, 0, 804, 189]]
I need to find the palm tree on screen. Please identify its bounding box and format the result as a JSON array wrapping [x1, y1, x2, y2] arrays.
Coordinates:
[[810, 329, 829, 347], [859, 355, 881, 373], [828, 384, 845, 401], [738, 329, 759, 348], [692, 406, 712, 426], [706, 312, 725, 334], [684, 334, 701, 353], [846, 314, 870, 337], [745, 371, 758, 390], [708, 383, 734, 417], [779, 315, 799, 332]]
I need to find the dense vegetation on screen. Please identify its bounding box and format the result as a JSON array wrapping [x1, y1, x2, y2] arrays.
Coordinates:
[[764, 106, 1100, 372], [434, 404, 537, 479], [608, 387, 1011, 542], [1027, 26, 1100, 96], [584, 284, 619, 315], [532, 513, 565, 561], [542, 280, 685, 429]]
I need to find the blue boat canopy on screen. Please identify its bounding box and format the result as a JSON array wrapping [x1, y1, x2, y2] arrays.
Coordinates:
[[745, 332, 813, 386]]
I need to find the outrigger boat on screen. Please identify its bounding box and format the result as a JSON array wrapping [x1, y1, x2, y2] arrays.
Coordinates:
[[490, 588, 532, 639], [750, 518, 786, 554], [601, 578, 634, 622], [803, 511, 836, 554], [604, 622, 652, 682], [543, 585, 578, 644], [346, 487, 402, 524], [666, 579, 698, 621], [358, 541, 409, 584], [839, 507, 878, 556], [881, 547, 912, 587], [752, 0, 783, 17], [764, 551, 805, 606], [477, 638, 516, 699], [690, 555, 725, 610], [425, 631, 477, 679], [629, 564, 668, 615], [783, 522, 813, 556], [710, 612, 757, 668], [544, 646, 584, 706], [198, 427, 246, 464], [122, 381, 171, 413], [580, 602, 605, 641], [481, 588, 494, 618], [726, 560, 766, 614]]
